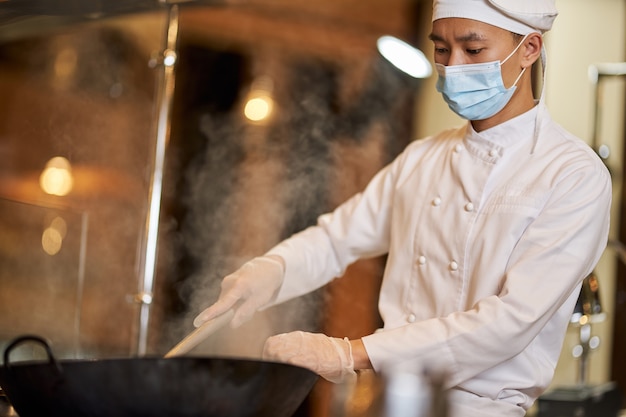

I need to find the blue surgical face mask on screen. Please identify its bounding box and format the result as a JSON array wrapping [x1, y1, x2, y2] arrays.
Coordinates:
[[435, 35, 528, 121]]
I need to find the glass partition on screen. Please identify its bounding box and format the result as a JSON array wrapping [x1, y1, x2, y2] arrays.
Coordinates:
[[0, 10, 167, 358], [0, 198, 87, 359]]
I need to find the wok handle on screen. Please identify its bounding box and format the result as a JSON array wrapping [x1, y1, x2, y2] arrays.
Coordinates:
[[3, 335, 61, 373]]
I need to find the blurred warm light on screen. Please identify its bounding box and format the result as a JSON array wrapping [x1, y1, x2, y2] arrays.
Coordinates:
[[42, 216, 68, 256], [50, 216, 68, 239], [163, 49, 177, 67], [377, 35, 432, 79], [244, 95, 273, 122], [134, 292, 154, 305], [42, 227, 63, 255], [39, 156, 74, 196], [54, 46, 78, 79], [243, 75, 275, 123]]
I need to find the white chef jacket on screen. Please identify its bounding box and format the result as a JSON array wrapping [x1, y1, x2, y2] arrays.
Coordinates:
[[267, 103, 612, 416]]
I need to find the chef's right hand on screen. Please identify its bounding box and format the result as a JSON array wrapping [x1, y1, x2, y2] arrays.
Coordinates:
[[193, 255, 285, 329]]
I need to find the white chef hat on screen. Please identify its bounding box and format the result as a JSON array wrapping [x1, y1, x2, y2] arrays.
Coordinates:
[[432, 0, 558, 35]]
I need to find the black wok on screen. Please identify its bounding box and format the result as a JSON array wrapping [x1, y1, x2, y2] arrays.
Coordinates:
[[0, 335, 318, 417]]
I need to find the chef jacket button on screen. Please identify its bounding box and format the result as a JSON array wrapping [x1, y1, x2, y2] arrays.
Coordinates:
[[432, 197, 441, 207], [464, 202, 474, 212], [418, 256, 426, 265], [489, 149, 498, 157], [449, 261, 458, 271], [408, 314, 416, 323], [454, 144, 463, 153]]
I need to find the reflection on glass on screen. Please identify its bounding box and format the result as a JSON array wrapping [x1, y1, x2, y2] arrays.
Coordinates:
[[39, 156, 74, 196], [42, 226, 63, 255], [50, 216, 68, 238], [42, 216, 68, 256]]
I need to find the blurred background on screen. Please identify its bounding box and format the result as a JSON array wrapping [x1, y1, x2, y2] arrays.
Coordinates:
[[0, 0, 623, 415]]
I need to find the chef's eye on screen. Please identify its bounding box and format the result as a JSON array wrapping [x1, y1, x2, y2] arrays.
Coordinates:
[[434, 47, 448, 55], [466, 48, 483, 55]]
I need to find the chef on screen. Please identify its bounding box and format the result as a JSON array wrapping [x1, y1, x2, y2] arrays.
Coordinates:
[[193, 0, 612, 415]]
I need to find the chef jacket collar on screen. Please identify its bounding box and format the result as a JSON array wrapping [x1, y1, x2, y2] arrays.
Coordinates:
[[464, 104, 538, 160]]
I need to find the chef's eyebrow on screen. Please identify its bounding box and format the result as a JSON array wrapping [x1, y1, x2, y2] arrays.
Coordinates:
[[428, 32, 487, 43]]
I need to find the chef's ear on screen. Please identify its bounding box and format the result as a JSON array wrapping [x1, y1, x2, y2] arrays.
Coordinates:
[[521, 32, 542, 68]]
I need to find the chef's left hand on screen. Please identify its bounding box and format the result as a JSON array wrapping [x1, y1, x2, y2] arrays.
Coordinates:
[[263, 331, 357, 384]]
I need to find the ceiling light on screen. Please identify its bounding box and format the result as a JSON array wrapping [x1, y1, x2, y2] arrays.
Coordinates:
[[377, 35, 432, 79]]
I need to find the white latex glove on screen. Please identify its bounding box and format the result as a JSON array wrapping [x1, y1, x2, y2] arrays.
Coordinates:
[[193, 256, 285, 329], [262, 331, 356, 384]]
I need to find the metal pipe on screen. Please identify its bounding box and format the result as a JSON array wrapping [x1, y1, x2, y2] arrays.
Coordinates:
[[74, 212, 89, 358], [136, 4, 179, 355], [588, 62, 626, 154]]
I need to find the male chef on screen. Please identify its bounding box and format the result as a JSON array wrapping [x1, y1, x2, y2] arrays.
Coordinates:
[[194, 0, 612, 415]]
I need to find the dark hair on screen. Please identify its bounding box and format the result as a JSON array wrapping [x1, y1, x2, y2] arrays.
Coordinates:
[[511, 32, 524, 43]]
